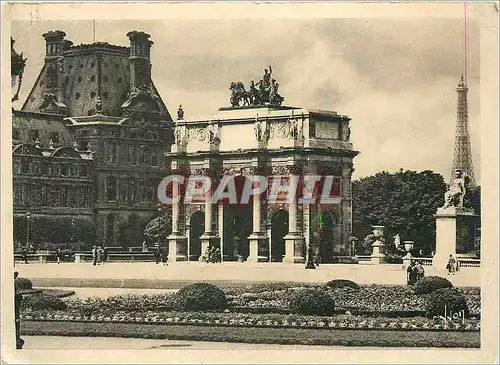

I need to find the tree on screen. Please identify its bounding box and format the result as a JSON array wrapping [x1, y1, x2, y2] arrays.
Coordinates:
[[143, 212, 171, 245], [118, 213, 150, 248], [352, 169, 446, 255]]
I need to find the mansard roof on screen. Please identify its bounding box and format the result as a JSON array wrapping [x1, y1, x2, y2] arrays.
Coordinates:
[[21, 33, 171, 120]]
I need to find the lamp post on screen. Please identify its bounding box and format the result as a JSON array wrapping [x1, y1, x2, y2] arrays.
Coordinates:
[[25, 211, 31, 250]]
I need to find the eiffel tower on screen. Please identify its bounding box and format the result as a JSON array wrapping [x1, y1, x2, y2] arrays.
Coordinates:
[[450, 75, 475, 187]]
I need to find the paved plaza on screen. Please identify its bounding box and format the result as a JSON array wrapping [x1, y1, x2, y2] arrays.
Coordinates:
[[14, 262, 480, 288], [21, 336, 352, 350]]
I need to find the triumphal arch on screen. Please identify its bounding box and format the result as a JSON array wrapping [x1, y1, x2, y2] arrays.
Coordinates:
[[166, 69, 359, 263]]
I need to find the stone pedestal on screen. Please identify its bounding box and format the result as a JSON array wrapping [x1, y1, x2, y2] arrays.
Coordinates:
[[402, 253, 413, 268], [370, 242, 385, 264], [167, 234, 188, 262], [283, 233, 305, 263], [247, 234, 268, 262], [37, 253, 48, 264], [370, 225, 385, 265], [433, 206, 476, 269]]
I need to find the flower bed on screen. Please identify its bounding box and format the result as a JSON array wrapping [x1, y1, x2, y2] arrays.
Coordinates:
[[20, 282, 481, 334], [20, 309, 480, 332]]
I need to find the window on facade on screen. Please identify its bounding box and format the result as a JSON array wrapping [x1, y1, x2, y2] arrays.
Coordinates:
[[42, 162, 50, 175], [51, 185, 60, 206], [309, 122, 316, 138], [128, 180, 137, 204], [31, 161, 40, 175], [41, 185, 50, 206], [20, 158, 30, 173], [140, 146, 149, 165], [130, 145, 137, 165], [60, 164, 68, 176], [32, 184, 42, 206], [107, 176, 117, 201], [82, 186, 90, 208], [13, 128, 21, 141], [61, 186, 69, 207], [49, 131, 59, 144], [29, 129, 40, 143], [120, 179, 128, 202], [151, 149, 158, 166], [79, 164, 88, 176]]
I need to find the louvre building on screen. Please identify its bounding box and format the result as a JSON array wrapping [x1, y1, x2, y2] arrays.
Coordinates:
[[12, 30, 358, 263]]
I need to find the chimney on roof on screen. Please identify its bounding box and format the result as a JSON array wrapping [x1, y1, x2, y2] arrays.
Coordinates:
[[126, 30, 153, 91], [42, 30, 67, 59], [41, 30, 68, 109]]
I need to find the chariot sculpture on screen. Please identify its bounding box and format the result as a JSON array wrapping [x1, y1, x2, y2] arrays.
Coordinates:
[[230, 65, 284, 107]]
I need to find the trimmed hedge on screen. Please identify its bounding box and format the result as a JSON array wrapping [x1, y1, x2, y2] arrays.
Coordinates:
[[413, 276, 453, 295], [425, 288, 470, 319], [325, 279, 360, 290], [289, 288, 335, 316], [171, 283, 227, 312], [23, 293, 68, 311], [15, 277, 33, 291]]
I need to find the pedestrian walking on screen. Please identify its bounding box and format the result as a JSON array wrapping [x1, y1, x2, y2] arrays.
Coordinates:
[[102, 247, 108, 264], [154, 245, 161, 265], [161, 247, 168, 266], [446, 254, 456, 275], [56, 248, 62, 264], [97, 246, 103, 265], [92, 245, 97, 266], [215, 247, 221, 263], [407, 260, 418, 285], [415, 261, 425, 281], [22, 247, 28, 264], [14, 272, 24, 349]]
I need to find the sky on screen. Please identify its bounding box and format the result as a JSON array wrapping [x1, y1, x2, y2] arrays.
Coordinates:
[[11, 17, 481, 183]]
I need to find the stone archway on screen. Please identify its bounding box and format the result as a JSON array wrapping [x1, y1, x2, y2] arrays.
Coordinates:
[[318, 210, 338, 263], [271, 209, 289, 262], [189, 210, 204, 261], [222, 174, 253, 260]]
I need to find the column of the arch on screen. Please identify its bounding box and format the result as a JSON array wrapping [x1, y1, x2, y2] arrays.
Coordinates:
[[167, 174, 187, 262], [200, 170, 220, 260], [247, 188, 267, 262], [283, 173, 305, 263]]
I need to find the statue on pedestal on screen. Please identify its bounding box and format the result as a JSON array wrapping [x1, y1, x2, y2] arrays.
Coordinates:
[[443, 169, 467, 209]]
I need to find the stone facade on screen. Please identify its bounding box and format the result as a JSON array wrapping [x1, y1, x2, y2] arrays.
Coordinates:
[[167, 106, 358, 263], [12, 30, 173, 249]]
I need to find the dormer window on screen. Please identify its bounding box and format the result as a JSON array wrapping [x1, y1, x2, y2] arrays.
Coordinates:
[[29, 129, 40, 143], [49, 131, 59, 144]]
